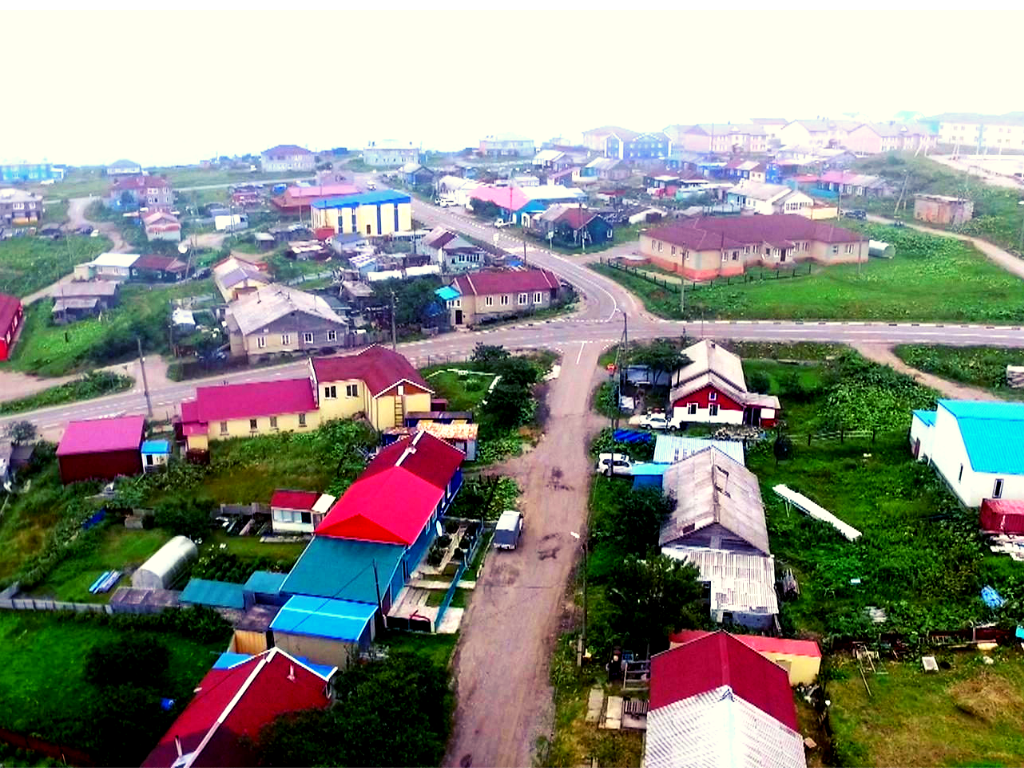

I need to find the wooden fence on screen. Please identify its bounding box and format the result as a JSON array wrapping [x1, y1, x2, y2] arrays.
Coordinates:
[[600, 258, 813, 292], [0, 597, 112, 614]]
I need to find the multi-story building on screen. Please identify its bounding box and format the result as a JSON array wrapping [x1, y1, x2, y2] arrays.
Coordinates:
[[0, 162, 64, 183], [0, 188, 43, 224], [668, 124, 769, 154], [926, 112, 1024, 152], [478, 133, 535, 157], [778, 119, 861, 149], [225, 284, 349, 360], [582, 126, 671, 160], [104, 175, 174, 211], [260, 144, 315, 173], [845, 122, 938, 154], [311, 190, 412, 237], [640, 215, 867, 279], [446, 268, 561, 326], [363, 140, 420, 167]]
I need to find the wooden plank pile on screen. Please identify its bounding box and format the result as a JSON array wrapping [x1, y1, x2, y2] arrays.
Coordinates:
[[1007, 366, 1024, 389]]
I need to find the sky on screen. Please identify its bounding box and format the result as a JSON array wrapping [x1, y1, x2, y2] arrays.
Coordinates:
[[4, 10, 1023, 166]]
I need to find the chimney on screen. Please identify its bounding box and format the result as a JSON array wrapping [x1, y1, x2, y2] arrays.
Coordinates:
[[175, 736, 183, 758]]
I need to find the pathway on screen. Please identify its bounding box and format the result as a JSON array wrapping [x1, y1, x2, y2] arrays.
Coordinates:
[[852, 343, 1003, 401]]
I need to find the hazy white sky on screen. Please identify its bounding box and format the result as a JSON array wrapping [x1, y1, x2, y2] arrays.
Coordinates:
[[5, 10, 1022, 166]]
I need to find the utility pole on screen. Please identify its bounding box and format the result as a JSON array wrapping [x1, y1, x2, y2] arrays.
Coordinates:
[[136, 337, 153, 417], [390, 289, 397, 351]]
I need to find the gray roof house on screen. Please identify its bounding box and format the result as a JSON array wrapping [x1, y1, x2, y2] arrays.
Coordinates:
[[226, 284, 349, 360], [106, 159, 143, 176]]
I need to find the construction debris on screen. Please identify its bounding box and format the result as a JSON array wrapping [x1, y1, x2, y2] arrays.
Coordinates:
[[1007, 365, 1024, 389]]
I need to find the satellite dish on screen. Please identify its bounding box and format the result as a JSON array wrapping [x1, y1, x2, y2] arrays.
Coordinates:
[[177, 243, 189, 254]]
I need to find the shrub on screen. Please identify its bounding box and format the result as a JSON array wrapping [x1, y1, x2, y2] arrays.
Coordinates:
[[84, 637, 171, 690]]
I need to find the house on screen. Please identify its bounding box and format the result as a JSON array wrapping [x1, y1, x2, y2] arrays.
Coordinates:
[[532, 149, 572, 171], [582, 126, 671, 160], [1, 162, 64, 183], [56, 415, 145, 485], [910, 400, 1024, 507], [179, 378, 319, 453], [925, 112, 1024, 152], [363, 140, 420, 167], [105, 175, 174, 212], [914, 194, 974, 226], [726, 180, 814, 216], [260, 144, 315, 173], [413, 421, 478, 461], [141, 440, 170, 473], [310, 345, 433, 431], [141, 648, 334, 768], [73, 252, 141, 281], [845, 122, 938, 154], [421, 227, 486, 271], [653, 434, 745, 466], [400, 163, 436, 187], [281, 537, 408, 613], [270, 595, 379, 668], [212, 255, 271, 301], [817, 171, 892, 198], [479, 134, 535, 157], [0, 188, 44, 224], [468, 184, 586, 226], [106, 159, 142, 176], [668, 339, 780, 427], [778, 119, 862, 148], [538, 207, 614, 250], [669, 123, 769, 154], [645, 632, 806, 768], [447, 268, 561, 326], [0, 293, 23, 361], [669, 629, 821, 686], [51, 280, 119, 323], [311, 190, 413, 237], [576, 157, 628, 184], [270, 489, 336, 534], [433, 175, 481, 207], [722, 159, 767, 182], [750, 117, 789, 140], [143, 210, 182, 242], [225, 284, 349, 360], [133, 254, 187, 281], [641, 214, 868, 279]]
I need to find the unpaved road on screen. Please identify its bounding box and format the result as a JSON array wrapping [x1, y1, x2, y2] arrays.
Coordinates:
[[853, 343, 1004, 400], [931, 154, 1024, 191], [445, 341, 606, 768]]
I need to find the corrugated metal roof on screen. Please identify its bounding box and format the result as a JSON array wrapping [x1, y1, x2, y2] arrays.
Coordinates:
[[280, 536, 404, 602], [271, 595, 377, 642], [57, 415, 145, 456], [180, 578, 246, 610], [653, 435, 745, 465], [243, 570, 288, 595], [670, 629, 821, 658], [939, 400, 1024, 474], [141, 440, 170, 454], [229, 284, 345, 336], [661, 546, 779, 619], [311, 190, 411, 209]]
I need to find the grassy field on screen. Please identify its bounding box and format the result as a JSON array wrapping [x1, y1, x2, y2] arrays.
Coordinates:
[[0, 371, 133, 415], [591, 225, 1024, 323], [155, 166, 313, 188], [420, 365, 498, 411], [7, 278, 216, 376], [894, 345, 1024, 400], [0, 610, 221, 760], [828, 649, 1024, 767], [23, 167, 109, 199], [0, 234, 111, 297]]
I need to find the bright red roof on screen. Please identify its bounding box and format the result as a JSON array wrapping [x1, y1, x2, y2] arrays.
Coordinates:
[[650, 631, 798, 730], [56, 416, 145, 456], [271, 490, 321, 510], [184, 379, 315, 424], [469, 185, 529, 212], [312, 345, 431, 397], [670, 629, 821, 659], [316, 432, 464, 544], [142, 649, 331, 768], [110, 175, 170, 191], [557, 208, 598, 229], [0, 292, 21, 335], [452, 269, 560, 297], [286, 184, 359, 200]]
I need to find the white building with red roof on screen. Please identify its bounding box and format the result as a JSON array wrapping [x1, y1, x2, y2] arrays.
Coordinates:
[[447, 268, 561, 326], [105, 174, 173, 211], [260, 144, 315, 173]]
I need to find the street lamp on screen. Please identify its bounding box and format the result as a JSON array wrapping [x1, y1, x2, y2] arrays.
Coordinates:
[[570, 530, 588, 658]]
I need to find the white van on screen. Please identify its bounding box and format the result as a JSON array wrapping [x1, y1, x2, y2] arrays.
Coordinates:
[[595, 453, 633, 476]]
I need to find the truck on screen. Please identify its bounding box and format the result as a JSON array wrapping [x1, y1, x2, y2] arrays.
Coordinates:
[[494, 510, 524, 550]]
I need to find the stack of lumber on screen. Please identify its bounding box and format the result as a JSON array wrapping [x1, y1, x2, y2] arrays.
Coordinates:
[[1007, 366, 1024, 389]]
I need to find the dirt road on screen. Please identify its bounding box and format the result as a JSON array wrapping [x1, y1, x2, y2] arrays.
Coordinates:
[[930, 154, 1024, 191], [445, 341, 606, 768], [853, 343, 1003, 401], [67, 197, 127, 251]]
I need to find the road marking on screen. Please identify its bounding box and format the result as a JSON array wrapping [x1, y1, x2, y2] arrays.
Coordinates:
[[575, 341, 587, 365]]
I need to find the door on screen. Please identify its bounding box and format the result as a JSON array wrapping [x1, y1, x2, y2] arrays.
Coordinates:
[[912, 439, 920, 459], [455, 309, 463, 325]]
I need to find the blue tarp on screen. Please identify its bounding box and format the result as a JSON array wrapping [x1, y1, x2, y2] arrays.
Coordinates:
[[435, 286, 460, 302], [981, 585, 1004, 609], [82, 509, 106, 530], [613, 429, 654, 444], [271, 595, 377, 643]]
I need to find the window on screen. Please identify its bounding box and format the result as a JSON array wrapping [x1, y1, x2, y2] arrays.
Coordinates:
[[534, 292, 543, 302], [709, 404, 719, 417], [485, 296, 494, 307], [269, 416, 278, 430], [257, 336, 266, 349], [324, 385, 337, 399], [658, 241, 663, 253], [994, 479, 1004, 498], [346, 384, 358, 397], [327, 330, 337, 342], [219, 421, 228, 435], [709, 392, 717, 401], [301, 511, 312, 525], [832, 245, 839, 255], [518, 293, 528, 305], [281, 334, 291, 345], [958, 464, 964, 483], [732, 251, 739, 261], [671, 245, 677, 256], [303, 332, 314, 344], [500, 295, 510, 306], [249, 418, 258, 431], [845, 244, 854, 254], [298, 413, 307, 427], [687, 403, 698, 415]]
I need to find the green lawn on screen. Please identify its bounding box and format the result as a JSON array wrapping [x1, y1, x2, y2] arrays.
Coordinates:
[[7, 278, 216, 376], [376, 630, 458, 668], [420, 365, 497, 411], [0, 610, 221, 761], [155, 166, 312, 188], [0, 234, 111, 297], [26, 524, 171, 603], [0, 371, 134, 415], [591, 225, 1024, 323], [42, 200, 69, 224], [201, 529, 307, 567], [23, 167, 109, 199], [894, 345, 1024, 400], [828, 649, 1024, 767]]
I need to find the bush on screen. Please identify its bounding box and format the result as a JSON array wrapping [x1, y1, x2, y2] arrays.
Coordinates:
[[747, 369, 771, 394], [84, 637, 171, 690], [153, 495, 214, 540]]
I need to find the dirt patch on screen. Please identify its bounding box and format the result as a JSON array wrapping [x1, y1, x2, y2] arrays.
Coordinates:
[[853, 343, 1004, 401], [949, 672, 1024, 724]]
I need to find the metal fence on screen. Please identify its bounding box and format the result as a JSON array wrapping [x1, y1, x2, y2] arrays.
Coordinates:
[[435, 527, 485, 629], [600, 258, 812, 292], [0, 597, 112, 614]]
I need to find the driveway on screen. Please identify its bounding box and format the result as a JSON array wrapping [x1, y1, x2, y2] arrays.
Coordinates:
[[67, 196, 127, 251], [445, 341, 606, 768]]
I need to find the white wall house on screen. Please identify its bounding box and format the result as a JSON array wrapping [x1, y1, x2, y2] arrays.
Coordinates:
[[270, 490, 336, 534], [911, 400, 1024, 508]]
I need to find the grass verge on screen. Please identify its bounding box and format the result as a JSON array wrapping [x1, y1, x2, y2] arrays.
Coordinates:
[[0, 235, 111, 298], [0, 371, 134, 415], [894, 344, 1024, 400]]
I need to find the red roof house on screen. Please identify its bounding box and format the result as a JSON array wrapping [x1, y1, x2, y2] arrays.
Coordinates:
[[142, 648, 333, 768], [311, 345, 431, 397], [271, 184, 359, 214], [669, 629, 821, 686], [270, 490, 322, 511], [0, 292, 24, 361], [452, 268, 560, 297], [981, 498, 1024, 535], [56, 415, 146, 485], [316, 431, 464, 544]]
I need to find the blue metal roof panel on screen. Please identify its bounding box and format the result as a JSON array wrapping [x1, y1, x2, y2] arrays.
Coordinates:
[[631, 463, 670, 476], [311, 190, 411, 209], [939, 400, 1024, 474], [280, 536, 404, 602], [435, 286, 461, 301], [180, 578, 246, 610], [939, 400, 1024, 422], [912, 410, 936, 427], [213, 652, 251, 669], [653, 435, 745, 466], [271, 595, 377, 642], [141, 440, 171, 454], [243, 570, 288, 595]]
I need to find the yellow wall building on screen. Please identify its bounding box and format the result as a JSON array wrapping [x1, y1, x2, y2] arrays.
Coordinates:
[[311, 190, 413, 237], [670, 630, 821, 686]]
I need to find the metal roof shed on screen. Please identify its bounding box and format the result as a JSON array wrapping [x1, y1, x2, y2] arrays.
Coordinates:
[[180, 578, 247, 610], [271, 595, 378, 668], [131, 535, 198, 590]]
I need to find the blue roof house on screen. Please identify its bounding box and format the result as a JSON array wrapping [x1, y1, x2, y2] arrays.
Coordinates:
[[911, 400, 1024, 507], [270, 595, 379, 668]]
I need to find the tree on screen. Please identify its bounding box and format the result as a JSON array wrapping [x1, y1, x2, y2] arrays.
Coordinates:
[[773, 432, 793, 466], [607, 554, 704, 654], [5, 420, 36, 445], [491, 356, 540, 388], [484, 380, 530, 429], [747, 369, 772, 394], [471, 343, 510, 364], [153, 495, 214, 540], [630, 340, 689, 384], [598, 487, 673, 558]]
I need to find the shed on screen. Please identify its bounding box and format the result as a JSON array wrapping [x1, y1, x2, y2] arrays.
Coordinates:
[[141, 439, 170, 473], [630, 462, 669, 489], [233, 604, 281, 655], [131, 535, 198, 590], [243, 570, 289, 606], [868, 240, 894, 259], [180, 578, 247, 610], [981, 499, 1024, 535], [56, 415, 146, 484], [271, 595, 378, 667]]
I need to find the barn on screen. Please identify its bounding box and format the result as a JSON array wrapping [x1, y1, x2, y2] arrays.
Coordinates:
[[981, 499, 1024, 535], [56, 415, 146, 484]]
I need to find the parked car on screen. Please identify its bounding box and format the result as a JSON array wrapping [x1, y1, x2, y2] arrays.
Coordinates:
[[435, 198, 456, 208], [638, 412, 680, 431], [595, 453, 633, 476], [842, 209, 867, 220], [494, 218, 512, 228], [493, 510, 524, 550], [366, 182, 377, 190], [891, 220, 906, 228]]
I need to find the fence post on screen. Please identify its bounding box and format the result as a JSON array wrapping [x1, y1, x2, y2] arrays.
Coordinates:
[[807, 433, 812, 446]]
